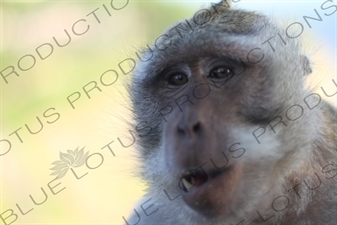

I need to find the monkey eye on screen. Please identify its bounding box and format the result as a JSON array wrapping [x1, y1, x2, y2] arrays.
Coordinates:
[[209, 67, 233, 79], [167, 74, 188, 86]]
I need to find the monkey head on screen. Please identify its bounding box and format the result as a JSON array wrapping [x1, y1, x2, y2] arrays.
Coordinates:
[[129, 1, 318, 223]]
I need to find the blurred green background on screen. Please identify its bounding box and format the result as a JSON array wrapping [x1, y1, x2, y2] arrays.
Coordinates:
[[0, 0, 335, 224]]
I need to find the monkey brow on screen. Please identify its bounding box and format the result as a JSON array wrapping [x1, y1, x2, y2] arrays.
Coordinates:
[[145, 54, 247, 84]]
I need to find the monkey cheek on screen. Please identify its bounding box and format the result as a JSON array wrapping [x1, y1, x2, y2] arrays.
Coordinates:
[[181, 165, 243, 218]]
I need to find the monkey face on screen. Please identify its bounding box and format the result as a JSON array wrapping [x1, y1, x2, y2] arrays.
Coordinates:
[[130, 4, 312, 223], [131, 52, 295, 220], [156, 57, 286, 218]]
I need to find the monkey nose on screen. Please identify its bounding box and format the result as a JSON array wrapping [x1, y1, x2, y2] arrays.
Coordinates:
[[177, 120, 202, 136]]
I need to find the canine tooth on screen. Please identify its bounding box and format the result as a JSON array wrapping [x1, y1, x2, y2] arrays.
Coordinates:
[[190, 176, 195, 184], [182, 178, 194, 190]]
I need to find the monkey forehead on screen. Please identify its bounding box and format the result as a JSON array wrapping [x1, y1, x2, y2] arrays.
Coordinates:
[[135, 40, 263, 83], [158, 8, 274, 47], [133, 9, 291, 81]]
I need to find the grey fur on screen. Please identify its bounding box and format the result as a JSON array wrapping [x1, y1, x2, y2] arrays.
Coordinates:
[[127, 1, 337, 224]]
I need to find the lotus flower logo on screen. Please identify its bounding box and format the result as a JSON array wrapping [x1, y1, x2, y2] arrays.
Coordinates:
[[50, 147, 89, 179]]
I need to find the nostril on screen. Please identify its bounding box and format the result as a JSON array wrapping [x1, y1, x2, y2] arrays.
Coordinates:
[[177, 121, 202, 136], [192, 122, 200, 133]]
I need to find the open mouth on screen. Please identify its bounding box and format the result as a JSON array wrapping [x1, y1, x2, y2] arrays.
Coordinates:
[[178, 165, 240, 218], [179, 167, 231, 192]]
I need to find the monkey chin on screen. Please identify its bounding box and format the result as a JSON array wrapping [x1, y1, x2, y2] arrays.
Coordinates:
[[180, 164, 243, 218]]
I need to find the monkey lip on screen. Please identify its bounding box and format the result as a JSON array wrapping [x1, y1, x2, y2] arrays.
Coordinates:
[[179, 166, 232, 193], [179, 165, 241, 218]]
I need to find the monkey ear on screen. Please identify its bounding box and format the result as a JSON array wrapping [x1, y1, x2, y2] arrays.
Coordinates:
[[301, 55, 312, 76]]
